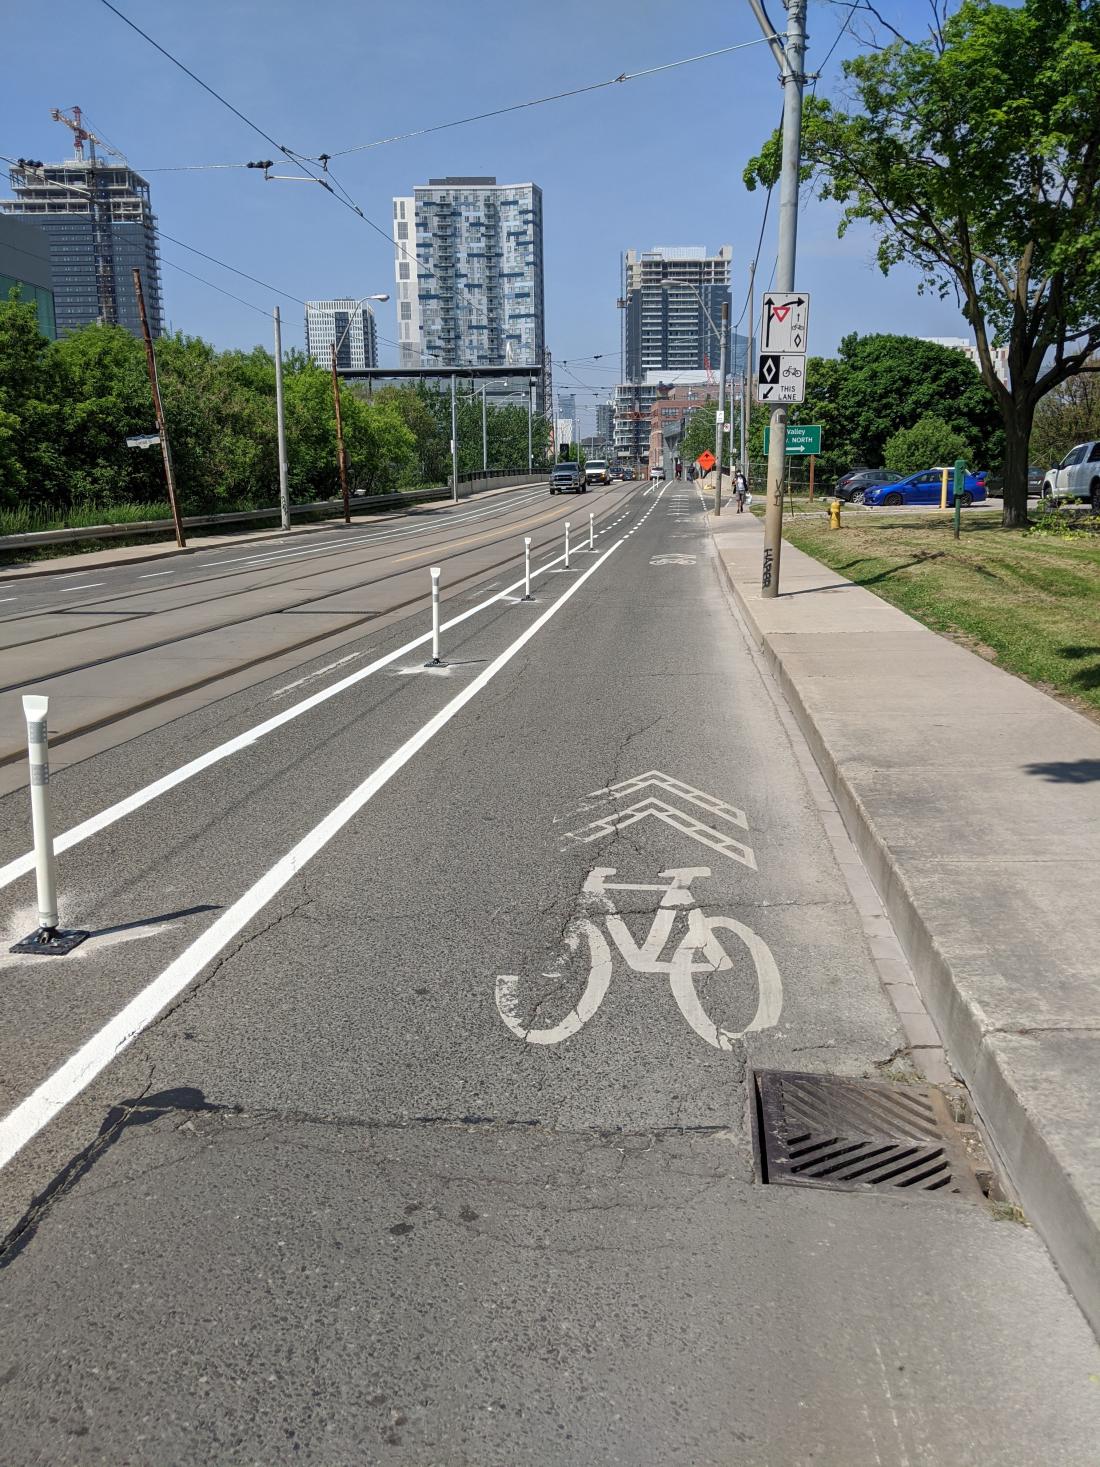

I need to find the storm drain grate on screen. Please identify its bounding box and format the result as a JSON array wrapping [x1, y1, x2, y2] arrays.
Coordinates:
[[753, 1069, 983, 1200]]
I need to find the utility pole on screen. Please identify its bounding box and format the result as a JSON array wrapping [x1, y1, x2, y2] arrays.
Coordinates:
[[481, 384, 488, 474], [742, 258, 756, 478], [753, 0, 808, 597], [330, 343, 352, 524], [714, 299, 729, 515], [450, 373, 459, 501], [273, 306, 290, 531], [132, 268, 185, 549]]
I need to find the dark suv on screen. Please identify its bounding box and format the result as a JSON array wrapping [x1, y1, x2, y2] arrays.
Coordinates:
[[549, 462, 587, 494], [834, 468, 903, 501]]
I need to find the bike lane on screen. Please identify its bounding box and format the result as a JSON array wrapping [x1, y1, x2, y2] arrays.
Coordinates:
[[1, 484, 1098, 1465]]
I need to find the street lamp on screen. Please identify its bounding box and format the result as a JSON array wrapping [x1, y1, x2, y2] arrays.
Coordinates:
[[331, 294, 389, 524]]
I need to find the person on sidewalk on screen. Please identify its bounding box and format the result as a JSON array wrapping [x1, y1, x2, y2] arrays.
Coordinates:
[[734, 470, 748, 513]]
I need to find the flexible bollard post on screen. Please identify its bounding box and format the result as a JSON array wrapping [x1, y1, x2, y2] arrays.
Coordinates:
[[10, 695, 88, 955], [589, 512, 594, 550], [522, 536, 533, 601], [424, 566, 444, 666], [565, 520, 571, 569]]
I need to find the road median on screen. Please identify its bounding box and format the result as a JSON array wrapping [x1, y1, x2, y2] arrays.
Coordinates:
[[710, 509, 1100, 1337]]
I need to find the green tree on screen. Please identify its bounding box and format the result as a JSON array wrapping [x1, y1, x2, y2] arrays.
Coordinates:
[[745, 0, 1100, 526], [883, 415, 971, 472], [0, 292, 65, 506], [1030, 365, 1100, 469], [680, 401, 718, 465]]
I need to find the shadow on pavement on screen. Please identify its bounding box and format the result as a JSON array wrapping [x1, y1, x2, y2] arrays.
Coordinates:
[[1022, 759, 1100, 783]]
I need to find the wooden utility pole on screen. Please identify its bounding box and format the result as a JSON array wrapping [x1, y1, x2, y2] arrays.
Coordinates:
[[132, 268, 186, 548], [330, 342, 351, 524]]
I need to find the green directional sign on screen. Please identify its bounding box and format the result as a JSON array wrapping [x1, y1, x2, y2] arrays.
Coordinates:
[[763, 423, 822, 456]]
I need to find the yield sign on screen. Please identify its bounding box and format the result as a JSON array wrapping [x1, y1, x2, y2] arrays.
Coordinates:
[[761, 291, 810, 353]]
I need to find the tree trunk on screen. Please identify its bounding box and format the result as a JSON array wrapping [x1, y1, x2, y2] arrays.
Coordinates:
[[1000, 396, 1036, 529]]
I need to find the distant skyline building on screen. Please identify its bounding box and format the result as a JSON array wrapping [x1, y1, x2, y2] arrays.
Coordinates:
[[921, 334, 1009, 386], [393, 177, 545, 399], [0, 215, 56, 338], [614, 369, 716, 463], [2, 153, 163, 338], [304, 299, 379, 370], [622, 246, 736, 381], [558, 392, 577, 439], [595, 401, 615, 447]]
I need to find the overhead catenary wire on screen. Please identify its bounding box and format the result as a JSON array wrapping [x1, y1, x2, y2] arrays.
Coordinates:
[[159, 256, 271, 317], [319, 36, 786, 158]]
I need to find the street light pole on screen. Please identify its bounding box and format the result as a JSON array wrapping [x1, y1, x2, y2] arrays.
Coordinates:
[[713, 300, 729, 516], [757, 0, 808, 597], [527, 381, 534, 474], [450, 373, 459, 501], [481, 385, 488, 474], [273, 306, 290, 531], [742, 258, 756, 480]]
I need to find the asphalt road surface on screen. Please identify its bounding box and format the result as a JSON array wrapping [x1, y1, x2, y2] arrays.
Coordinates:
[[1, 479, 1098, 1465]]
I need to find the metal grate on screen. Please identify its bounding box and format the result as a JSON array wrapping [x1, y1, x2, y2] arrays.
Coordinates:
[[754, 1069, 983, 1200]]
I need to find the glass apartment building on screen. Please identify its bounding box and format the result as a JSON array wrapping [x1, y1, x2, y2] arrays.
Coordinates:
[[2, 157, 163, 338], [623, 246, 736, 380], [0, 215, 56, 337], [304, 299, 379, 370], [393, 177, 545, 386]]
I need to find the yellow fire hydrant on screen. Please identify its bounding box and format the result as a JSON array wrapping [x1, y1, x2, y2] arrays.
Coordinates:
[[828, 497, 842, 530]]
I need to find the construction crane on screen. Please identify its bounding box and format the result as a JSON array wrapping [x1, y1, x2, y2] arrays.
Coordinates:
[[50, 105, 96, 161], [703, 353, 715, 387], [48, 106, 123, 326]]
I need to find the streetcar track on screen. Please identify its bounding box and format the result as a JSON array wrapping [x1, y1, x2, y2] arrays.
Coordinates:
[[0, 487, 645, 768]]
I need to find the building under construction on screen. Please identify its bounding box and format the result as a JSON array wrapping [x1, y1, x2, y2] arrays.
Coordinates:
[[1, 108, 163, 339]]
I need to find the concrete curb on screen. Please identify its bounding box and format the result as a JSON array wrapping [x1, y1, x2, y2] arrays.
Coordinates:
[[713, 529, 1100, 1339]]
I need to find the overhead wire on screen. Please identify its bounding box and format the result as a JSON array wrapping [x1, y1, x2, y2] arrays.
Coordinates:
[[320, 36, 785, 159]]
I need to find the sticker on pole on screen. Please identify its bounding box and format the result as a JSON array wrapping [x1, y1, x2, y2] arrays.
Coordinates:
[[761, 293, 810, 353], [756, 354, 806, 403]]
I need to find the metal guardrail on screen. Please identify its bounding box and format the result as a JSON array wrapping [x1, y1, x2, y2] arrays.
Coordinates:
[[0, 472, 547, 552]]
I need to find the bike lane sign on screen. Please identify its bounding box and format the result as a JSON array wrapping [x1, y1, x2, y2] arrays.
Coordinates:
[[756, 352, 806, 403]]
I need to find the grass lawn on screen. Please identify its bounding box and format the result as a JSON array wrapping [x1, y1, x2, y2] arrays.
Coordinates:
[[782, 511, 1100, 717]]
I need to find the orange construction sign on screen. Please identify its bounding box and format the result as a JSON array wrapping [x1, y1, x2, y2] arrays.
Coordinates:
[[696, 451, 716, 471]]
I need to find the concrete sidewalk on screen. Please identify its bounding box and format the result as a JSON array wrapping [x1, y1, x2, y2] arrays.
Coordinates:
[[711, 509, 1100, 1337]]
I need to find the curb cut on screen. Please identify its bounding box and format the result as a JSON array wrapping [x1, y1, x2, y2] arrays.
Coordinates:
[[715, 544, 1100, 1340]]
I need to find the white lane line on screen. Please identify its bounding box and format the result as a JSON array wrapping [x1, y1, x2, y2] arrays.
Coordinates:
[[139, 571, 174, 579], [57, 582, 105, 591], [0, 494, 647, 894], [0, 533, 625, 1172], [0, 598, 17, 604]]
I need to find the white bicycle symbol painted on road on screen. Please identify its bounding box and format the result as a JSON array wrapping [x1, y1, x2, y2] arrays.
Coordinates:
[[495, 866, 783, 1050]]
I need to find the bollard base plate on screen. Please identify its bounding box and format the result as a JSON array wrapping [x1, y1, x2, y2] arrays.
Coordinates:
[[423, 657, 445, 668], [10, 926, 90, 956]]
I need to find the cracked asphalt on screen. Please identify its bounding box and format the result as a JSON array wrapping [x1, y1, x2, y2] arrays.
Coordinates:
[[1, 480, 1099, 1464]]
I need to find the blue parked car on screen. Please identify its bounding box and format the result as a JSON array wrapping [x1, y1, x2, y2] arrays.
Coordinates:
[[860, 467, 987, 507]]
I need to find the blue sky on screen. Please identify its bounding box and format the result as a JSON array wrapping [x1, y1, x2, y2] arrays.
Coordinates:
[[2, 0, 970, 433]]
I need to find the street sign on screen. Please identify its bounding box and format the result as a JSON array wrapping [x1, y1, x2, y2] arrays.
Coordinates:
[[125, 432, 160, 450], [763, 424, 822, 455], [715, 410, 725, 424], [761, 292, 810, 353], [756, 353, 806, 403], [696, 450, 716, 471]]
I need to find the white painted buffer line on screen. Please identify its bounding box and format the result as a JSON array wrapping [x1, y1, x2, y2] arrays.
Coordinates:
[[0, 533, 626, 1172]]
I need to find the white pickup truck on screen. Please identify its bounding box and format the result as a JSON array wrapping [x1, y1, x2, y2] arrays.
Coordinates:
[[1041, 442, 1100, 508]]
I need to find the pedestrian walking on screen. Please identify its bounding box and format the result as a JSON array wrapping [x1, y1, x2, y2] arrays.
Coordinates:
[[734, 470, 748, 513]]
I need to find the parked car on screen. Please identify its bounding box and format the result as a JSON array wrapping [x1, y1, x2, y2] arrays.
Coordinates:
[[834, 468, 903, 501], [1041, 442, 1100, 507], [861, 467, 987, 507], [549, 462, 587, 494], [585, 458, 611, 485], [986, 466, 1045, 498]]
